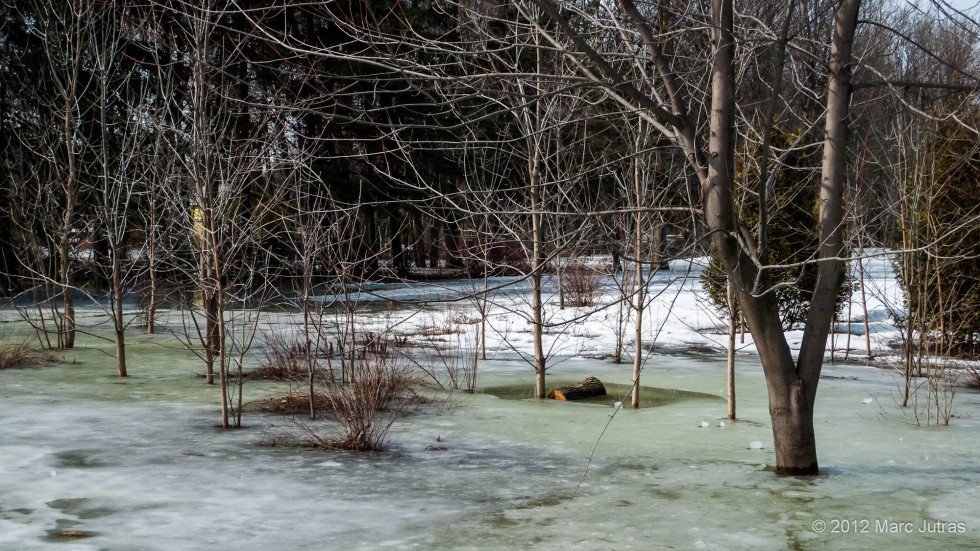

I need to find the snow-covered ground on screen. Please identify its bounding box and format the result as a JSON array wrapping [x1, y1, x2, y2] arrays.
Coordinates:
[[1, 249, 978, 550], [291, 248, 909, 366]]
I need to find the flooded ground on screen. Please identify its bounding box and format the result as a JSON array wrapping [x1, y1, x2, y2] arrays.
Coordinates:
[[1, 318, 978, 550], [1, 254, 977, 550]]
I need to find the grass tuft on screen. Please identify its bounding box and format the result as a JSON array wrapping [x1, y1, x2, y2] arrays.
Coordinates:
[[0, 339, 55, 369]]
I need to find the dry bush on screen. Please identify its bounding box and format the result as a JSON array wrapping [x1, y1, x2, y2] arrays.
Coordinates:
[[561, 261, 605, 307], [252, 328, 332, 381], [963, 366, 980, 391], [319, 358, 423, 451], [253, 355, 448, 451], [408, 327, 479, 392], [418, 310, 479, 337], [926, 364, 958, 426], [0, 339, 54, 369], [245, 392, 334, 414], [264, 357, 426, 451]]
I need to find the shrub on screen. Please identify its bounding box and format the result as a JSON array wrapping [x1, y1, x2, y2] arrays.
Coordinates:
[[253, 328, 332, 381], [254, 355, 427, 451], [898, 109, 980, 357], [0, 339, 54, 369], [410, 326, 479, 392], [561, 261, 605, 307], [246, 392, 335, 414], [418, 310, 478, 337], [312, 355, 425, 451], [963, 367, 980, 391]]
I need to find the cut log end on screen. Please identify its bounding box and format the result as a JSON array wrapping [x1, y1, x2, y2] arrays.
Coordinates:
[[548, 376, 606, 401]]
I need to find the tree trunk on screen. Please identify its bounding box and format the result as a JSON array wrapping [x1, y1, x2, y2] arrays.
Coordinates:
[[362, 206, 378, 276], [653, 223, 669, 270], [303, 261, 316, 420], [530, 178, 546, 400], [146, 196, 157, 335], [208, 211, 230, 428], [203, 283, 218, 386], [0, 210, 16, 293], [390, 211, 406, 278], [769, 378, 818, 475], [747, 295, 818, 474], [614, 264, 626, 364], [414, 216, 425, 269], [59, 9, 82, 351], [60, 239, 76, 349], [631, 271, 643, 408], [0, 82, 11, 293], [530, 33, 547, 400], [549, 377, 606, 401], [700, 0, 858, 475], [445, 215, 461, 269], [631, 141, 645, 409], [481, 232, 489, 361], [428, 224, 439, 269], [727, 279, 736, 420], [217, 286, 229, 428], [111, 241, 127, 377]]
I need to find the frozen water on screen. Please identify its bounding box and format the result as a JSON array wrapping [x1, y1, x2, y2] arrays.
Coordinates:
[[1, 251, 978, 549], [1, 333, 978, 550]]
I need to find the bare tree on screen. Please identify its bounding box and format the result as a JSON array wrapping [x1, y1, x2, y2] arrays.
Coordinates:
[[3, 0, 98, 349], [83, 0, 160, 377], [447, 2, 608, 398], [151, 1, 296, 428], [507, 0, 862, 473]]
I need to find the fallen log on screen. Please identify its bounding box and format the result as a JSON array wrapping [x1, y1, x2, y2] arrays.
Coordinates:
[[548, 377, 606, 401]]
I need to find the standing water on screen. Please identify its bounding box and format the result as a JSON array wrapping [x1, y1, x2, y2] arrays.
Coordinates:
[[1, 299, 978, 550]]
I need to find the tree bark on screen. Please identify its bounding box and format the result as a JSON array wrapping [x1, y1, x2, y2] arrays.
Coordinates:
[[146, 196, 157, 335], [58, 2, 84, 350], [727, 280, 736, 420], [390, 211, 406, 278], [0, 210, 16, 293], [111, 241, 127, 377], [549, 377, 606, 401], [796, 0, 860, 406], [699, 0, 859, 475], [530, 33, 546, 400], [530, 153, 546, 400], [631, 135, 645, 409], [0, 78, 11, 293], [427, 224, 439, 269], [769, 378, 818, 474]]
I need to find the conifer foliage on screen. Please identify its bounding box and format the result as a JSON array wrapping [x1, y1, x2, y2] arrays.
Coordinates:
[[701, 129, 849, 330]]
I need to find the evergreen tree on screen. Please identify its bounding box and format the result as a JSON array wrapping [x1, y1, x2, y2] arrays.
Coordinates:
[[702, 128, 849, 330], [901, 107, 980, 355]]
